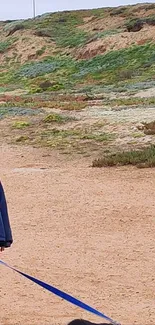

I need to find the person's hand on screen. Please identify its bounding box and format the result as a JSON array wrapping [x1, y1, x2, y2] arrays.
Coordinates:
[[0, 247, 4, 252]]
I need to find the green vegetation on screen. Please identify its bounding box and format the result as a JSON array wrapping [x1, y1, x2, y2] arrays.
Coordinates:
[[9, 121, 115, 151], [0, 40, 15, 53], [103, 97, 155, 107], [8, 43, 155, 93], [125, 16, 155, 32], [15, 135, 29, 142], [0, 107, 43, 118], [73, 43, 155, 83], [33, 11, 90, 48], [92, 146, 155, 168], [1, 5, 155, 93], [36, 46, 46, 56], [12, 121, 30, 129], [35, 26, 89, 48], [96, 29, 123, 38], [3, 21, 25, 33], [57, 30, 89, 48], [110, 6, 128, 16], [39, 128, 114, 149], [43, 113, 72, 123], [18, 60, 59, 78], [15, 56, 75, 78]]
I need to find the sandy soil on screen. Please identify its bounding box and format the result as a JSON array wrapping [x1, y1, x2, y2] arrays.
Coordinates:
[[0, 144, 154, 325]]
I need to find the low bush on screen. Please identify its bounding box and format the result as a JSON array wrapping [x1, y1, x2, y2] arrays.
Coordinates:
[[110, 7, 128, 16], [125, 16, 155, 32], [12, 121, 30, 129], [0, 40, 13, 53], [92, 146, 155, 168], [7, 24, 25, 36], [43, 113, 70, 123]]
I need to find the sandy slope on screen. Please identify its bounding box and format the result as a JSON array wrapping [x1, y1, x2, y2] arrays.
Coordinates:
[[0, 145, 154, 325]]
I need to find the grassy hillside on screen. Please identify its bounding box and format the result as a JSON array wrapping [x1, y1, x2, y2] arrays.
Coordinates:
[[0, 3, 155, 94], [1, 3, 155, 165]]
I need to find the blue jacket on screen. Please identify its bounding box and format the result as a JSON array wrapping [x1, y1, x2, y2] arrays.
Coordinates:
[[0, 182, 13, 247]]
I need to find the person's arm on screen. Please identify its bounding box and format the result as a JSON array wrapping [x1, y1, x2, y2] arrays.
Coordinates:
[[0, 182, 13, 249]]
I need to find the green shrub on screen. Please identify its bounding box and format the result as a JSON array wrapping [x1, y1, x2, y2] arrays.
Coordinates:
[[7, 24, 25, 36], [57, 30, 88, 48], [3, 20, 24, 32], [43, 113, 69, 123], [12, 121, 30, 129], [145, 16, 155, 26], [15, 135, 29, 142], [0, 40, 12, 53], [92, 146, 155, 168], [125, 16, 155, 32], [110, 7, 127, 16], [125, 18, 144, 32]]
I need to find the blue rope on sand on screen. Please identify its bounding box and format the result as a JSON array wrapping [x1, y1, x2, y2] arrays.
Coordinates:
[[0, 260, 120, 325]]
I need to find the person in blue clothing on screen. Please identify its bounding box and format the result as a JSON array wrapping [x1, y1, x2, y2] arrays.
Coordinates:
[[0, 181, 13, 252]]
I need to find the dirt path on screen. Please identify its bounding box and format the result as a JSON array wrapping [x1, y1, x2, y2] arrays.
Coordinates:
[[0, 145, 154, 325]]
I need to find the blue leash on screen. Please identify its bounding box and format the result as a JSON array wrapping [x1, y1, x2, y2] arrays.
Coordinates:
[[0, 260, 120, 325]]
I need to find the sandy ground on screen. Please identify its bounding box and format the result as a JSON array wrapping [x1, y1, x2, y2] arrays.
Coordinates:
[[0, 144, 155, 325]]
